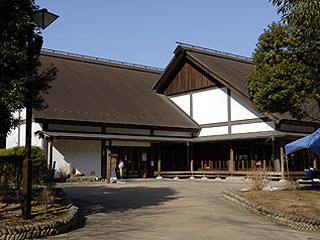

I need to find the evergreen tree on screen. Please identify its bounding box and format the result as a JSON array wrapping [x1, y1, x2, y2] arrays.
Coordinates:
[[0, 0, 56, 137], [246, 0, 320, 120]]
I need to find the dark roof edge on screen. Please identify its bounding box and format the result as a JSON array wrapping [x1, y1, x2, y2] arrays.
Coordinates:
[[177, 44, 253, 65], [176, 41, 253, 62], [41, 49, 163, 75], [34, 117, 200, 132]]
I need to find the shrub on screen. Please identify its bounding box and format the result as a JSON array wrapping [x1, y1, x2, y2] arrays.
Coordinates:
[[0, 146, 47, 187], [247, 167, 269, 190]]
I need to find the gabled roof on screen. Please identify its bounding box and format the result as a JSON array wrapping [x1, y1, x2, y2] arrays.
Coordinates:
[[153, 44, 279, 123], [34, 50, 200, 131]]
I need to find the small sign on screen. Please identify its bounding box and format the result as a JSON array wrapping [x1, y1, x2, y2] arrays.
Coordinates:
[[142, 153, 147, 162]]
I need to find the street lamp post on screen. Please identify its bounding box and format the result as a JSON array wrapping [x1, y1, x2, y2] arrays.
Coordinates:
[[21, 8, 58, 220]]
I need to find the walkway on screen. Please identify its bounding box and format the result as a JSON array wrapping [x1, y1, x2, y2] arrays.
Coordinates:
[[48, 179, 320, 240]]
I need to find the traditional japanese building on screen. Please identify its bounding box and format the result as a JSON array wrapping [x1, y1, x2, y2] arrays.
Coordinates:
[[6, 43, 320, 179]]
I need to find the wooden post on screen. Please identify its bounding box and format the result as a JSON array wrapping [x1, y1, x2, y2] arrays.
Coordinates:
[[219, 160, 222, 169], [250, 144, 255, 169], [49, 140, 54, 188], [190, 143, 194, 172], [156, 144, 162, 179], [280, 145, 285, 180], [263, 147, 267, 170], [272, 136, 276, 171], [230, 147, 235, 173], [314, 158, 318, 169], [241, 159, 245, 170], [201, 160, 204, 170], [106, 140, 112, 183]]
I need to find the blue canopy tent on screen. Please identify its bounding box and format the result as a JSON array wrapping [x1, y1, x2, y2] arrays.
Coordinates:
[[285, 129, 320, 178], [285, 129, 320, 156]]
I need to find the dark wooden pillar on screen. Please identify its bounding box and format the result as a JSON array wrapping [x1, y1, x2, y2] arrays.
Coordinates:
[[157, 144, 162, 179], [250, 150, 255, 170], [101, 127, 106, 178], [280, 145, 285, 179], [106, 140, 112, 183], [230, 146, 235, 173], [190, 143, 194, 172]]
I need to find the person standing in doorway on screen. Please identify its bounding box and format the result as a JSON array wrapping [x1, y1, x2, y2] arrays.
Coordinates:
[[118, 160, 124, 179]]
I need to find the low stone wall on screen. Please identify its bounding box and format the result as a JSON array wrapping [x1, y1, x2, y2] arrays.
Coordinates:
[[221, 189, 320, 232], [0, 189, 78, 239]]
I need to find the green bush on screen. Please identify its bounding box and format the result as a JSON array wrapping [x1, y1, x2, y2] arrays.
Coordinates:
[[0, 146, 47, 186]]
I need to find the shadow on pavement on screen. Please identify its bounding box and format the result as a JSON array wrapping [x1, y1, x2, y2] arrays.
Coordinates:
[[62, 185, 177, 230]]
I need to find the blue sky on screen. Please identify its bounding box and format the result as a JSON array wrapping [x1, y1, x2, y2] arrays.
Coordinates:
[[38, 0, 280, 68]]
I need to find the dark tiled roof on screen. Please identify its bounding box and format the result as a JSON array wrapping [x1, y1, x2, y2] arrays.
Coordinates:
[[34, 51, 200, 130]]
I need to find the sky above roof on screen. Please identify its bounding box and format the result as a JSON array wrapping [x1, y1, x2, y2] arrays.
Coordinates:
[[37, 0, 280, 68]]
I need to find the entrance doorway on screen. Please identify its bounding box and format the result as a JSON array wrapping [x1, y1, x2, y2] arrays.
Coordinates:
[[108, 146, 152, 178]]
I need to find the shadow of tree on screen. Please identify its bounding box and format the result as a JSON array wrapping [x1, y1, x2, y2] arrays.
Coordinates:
[[61, 185, 177, 230]]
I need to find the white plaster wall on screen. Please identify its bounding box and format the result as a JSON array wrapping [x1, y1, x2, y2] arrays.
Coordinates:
[[170, 94, 191, 116], [231, 92, 264, 121], [6, 127, 19, 148], [154, 130, 192, 137], [32, 123, 43, 147], [106, 141, 150, 147], [48, 124, 100, 133], [199, 126, 228, 136], [193, 88, 228, 124], [53, 139, 101, 177], [107, 127, 150, 135], [231, 122, 275, 134], [6, 122, 43, 148]]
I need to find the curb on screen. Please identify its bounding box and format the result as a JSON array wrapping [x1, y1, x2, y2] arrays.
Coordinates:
[[0, 188, 78, 239], [221, 189, 320, 232]]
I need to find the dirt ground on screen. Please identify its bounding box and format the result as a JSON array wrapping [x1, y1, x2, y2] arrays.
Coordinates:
[[238, 189, 320, 220], [0, 188, 70, 228]]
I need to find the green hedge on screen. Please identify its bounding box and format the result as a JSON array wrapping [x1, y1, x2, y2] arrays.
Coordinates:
[[0, 146, 47, 186]]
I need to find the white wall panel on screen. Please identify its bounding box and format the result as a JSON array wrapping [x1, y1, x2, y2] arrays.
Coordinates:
[[231, 92, 264, 121], [32, 123, 43, 147], [53, 139, 101, 177], [199, 126, 228, 136], [231, 122, 275, 134], [6, 127, 18, 148], [170, 94, 191, 116], [193, 88, 228, 124]]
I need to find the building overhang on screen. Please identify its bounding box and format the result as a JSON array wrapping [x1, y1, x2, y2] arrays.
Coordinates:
[[36, 130, 307, 145], [35, 130, 193, 143]]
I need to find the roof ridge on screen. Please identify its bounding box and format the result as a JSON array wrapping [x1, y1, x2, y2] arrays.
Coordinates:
[[41, 48, 164, 72], [176, 41, 253, 62]]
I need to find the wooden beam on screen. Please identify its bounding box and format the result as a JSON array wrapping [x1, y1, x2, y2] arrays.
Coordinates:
[[230, 146, 235, 173], [280, 145, 285, 180], [106, 140, 112, 183]]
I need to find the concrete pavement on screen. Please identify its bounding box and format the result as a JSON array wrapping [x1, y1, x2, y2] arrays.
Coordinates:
[[47, 179, 320, 240]]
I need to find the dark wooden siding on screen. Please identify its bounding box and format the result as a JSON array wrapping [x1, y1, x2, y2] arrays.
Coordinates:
[[164, 62, 215, 96]]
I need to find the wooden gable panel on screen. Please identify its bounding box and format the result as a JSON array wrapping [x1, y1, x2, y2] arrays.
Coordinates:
[[164, 62, 215, 96]]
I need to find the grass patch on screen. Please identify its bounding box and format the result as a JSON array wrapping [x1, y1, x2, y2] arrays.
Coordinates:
[[237, 190, 320, 220]]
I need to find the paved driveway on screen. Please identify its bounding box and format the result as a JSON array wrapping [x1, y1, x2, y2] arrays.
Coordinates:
[[48, 179, 320, 240]]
